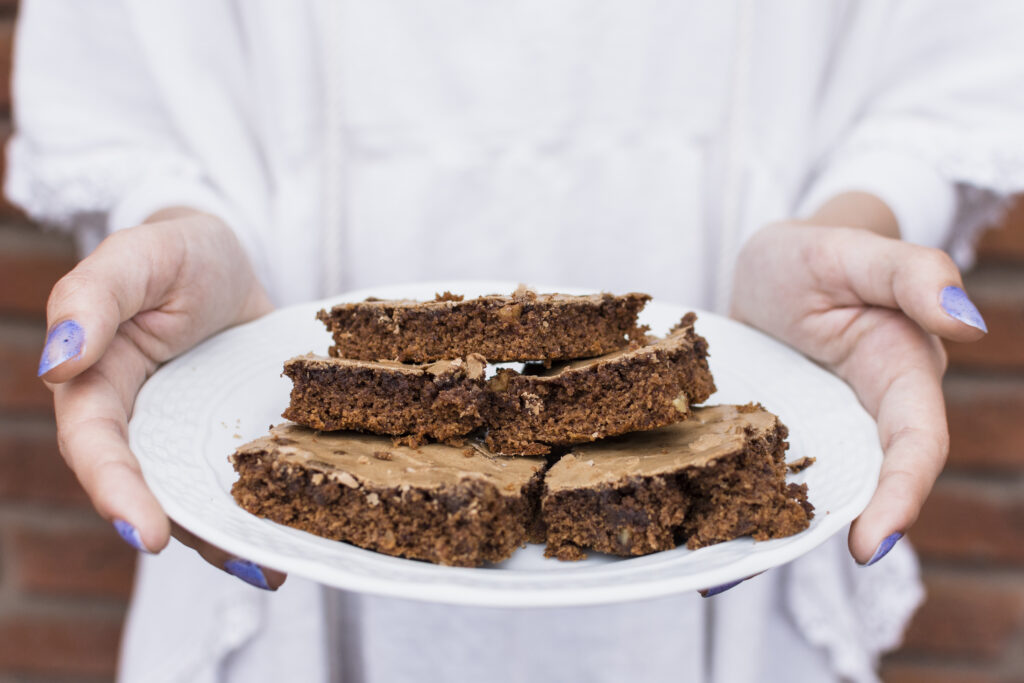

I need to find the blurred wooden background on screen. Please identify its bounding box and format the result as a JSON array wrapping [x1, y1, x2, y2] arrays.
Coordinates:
[[0, 3, 1021, 681]]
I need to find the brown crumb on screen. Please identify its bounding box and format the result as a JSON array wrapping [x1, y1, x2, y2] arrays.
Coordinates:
[[462, 448, 476, 458], [392, 434, 428, 448], [434, 291, 464, 302], [512, 283, 538, 300], [544, 542, 587, 561], [629, 324, 652, 345], [373, 450, 393, 461], [787, 456, 816, 473]]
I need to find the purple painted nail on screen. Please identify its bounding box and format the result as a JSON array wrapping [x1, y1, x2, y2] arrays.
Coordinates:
[[113, 519, 151, 553], [699, 578, 745, 598], [38, 320, 85, 376], [863, 532, 903, 567], [224, 558, 271, 590], [940, 286, 987, 333]]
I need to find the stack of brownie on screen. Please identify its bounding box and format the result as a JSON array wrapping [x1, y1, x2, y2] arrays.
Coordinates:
[[230, 288, 813, 566]]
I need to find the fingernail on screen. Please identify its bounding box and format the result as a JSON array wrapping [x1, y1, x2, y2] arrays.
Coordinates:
[[38, 320, 85, 376], [940, 286, 987, 333], [863, 532, 903, 567], [113, 519, 152, 554], [224, 558, 271, 590], [699, 578, 745, 598]]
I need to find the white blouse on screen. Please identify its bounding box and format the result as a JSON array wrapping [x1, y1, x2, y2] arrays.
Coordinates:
[[8, 1, 1024, 682]]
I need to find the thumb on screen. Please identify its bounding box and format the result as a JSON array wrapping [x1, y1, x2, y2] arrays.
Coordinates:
[[832, 228, 987, 342], [38, 224, 185, 383]]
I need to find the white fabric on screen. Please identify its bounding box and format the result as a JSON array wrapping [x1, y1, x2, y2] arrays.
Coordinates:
[[118, 540, 330, 683], [796, 149, 958, 251], [7, 1, 1024, 682]]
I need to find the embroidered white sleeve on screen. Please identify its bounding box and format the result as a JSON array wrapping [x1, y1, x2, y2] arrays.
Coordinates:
[[798, 0, 1024, 263], [5, 136, 235, 232]]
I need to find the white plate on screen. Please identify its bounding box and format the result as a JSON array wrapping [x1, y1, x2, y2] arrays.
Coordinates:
[[130, 280, 881, 607]]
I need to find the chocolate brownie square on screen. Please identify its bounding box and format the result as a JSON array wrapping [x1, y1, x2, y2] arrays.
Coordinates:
[[317, 288, 649, 363], [484, 313, 715, 455], [282, 353, 489, 444], [230, 424, 546, 567], [542, 404, 813, 560]]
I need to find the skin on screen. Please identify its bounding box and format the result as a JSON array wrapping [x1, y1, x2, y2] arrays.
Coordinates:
[[41, 207, 284, 587], [39, 194, 982, 587], [732, 192, 984, 561]]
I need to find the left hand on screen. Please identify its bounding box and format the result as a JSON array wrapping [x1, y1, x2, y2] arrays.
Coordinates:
[[730, 221, 986, 564]]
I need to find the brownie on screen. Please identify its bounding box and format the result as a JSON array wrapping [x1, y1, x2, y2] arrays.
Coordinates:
[[541, 404, 813, 560], [230, 424, 546, 567], [282, 353, 489, 444], [316, 287, 650, 363], [484, 313, 716, 455]]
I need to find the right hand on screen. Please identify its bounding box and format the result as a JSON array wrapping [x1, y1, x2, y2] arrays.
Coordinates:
[[39, 208, 285, 589]]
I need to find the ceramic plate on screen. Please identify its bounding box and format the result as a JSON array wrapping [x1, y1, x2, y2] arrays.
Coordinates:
[[129, 280, 881, 607]]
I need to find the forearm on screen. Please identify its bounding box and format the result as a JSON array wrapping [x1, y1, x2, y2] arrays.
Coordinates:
[[144, 206, 213, 224], [802, 191, 901, 239]]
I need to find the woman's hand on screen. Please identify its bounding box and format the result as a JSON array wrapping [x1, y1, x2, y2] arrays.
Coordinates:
[[39, 208, 285, 589], [730, 210, 986, 566]]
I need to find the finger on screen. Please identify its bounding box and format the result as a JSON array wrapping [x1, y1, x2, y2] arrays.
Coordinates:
[[827, 228, 986, 342], [172, 522, 286, 591], [835, 316, 948, 564], [54, 334, 171, 553], [849, 370, 947, 563], [39, 224, 185, 382], [53, 330, 286, 593]]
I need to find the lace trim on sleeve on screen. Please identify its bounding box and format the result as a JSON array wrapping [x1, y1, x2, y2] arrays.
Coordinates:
[[5, 136, 141, 231], [786, 534, 925, 683]]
